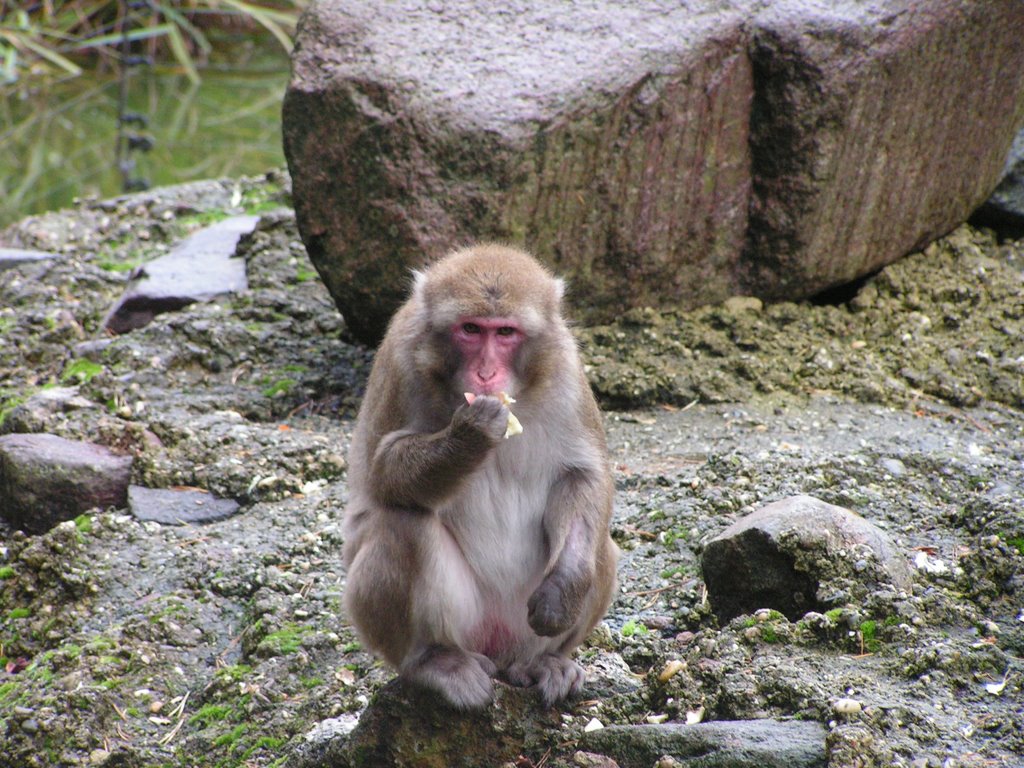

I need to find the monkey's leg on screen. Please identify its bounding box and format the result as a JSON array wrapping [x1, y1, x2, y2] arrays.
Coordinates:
[[399, 518, 498, 709], [346, 509, 497, 709]]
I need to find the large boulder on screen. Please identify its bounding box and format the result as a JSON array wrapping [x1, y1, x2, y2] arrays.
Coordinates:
[[283, 0, 1024, 345]]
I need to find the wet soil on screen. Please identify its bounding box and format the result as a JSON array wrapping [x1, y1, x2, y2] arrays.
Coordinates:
[[0, 175, 1022, 767]]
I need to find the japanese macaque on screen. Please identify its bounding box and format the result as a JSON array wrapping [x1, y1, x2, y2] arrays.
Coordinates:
[[342, 244, 618, 709]]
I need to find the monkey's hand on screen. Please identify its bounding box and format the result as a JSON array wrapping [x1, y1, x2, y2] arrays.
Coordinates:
[[464, 392, 522, 438], [452, 395, 511, 444]]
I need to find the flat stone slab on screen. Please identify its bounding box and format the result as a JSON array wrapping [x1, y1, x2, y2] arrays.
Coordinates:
[[0, 433, 132, 534], [284, 0, 1024, 345], [701, 495, 912, 622], [581, 720, 827, 768], [104, 214, 258, 333], [0, 248, 57, 272], [128, 485, 240, 525]]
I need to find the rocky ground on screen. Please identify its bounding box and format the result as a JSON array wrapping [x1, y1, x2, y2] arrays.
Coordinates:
[[0, 174, 1022, 768]]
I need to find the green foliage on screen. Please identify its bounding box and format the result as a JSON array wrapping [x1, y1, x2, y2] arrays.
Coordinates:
[[0, 1, 308, 88], [8, 607, 31, 620], [0, 566, 14, 580], [73, 514, 93, 535]]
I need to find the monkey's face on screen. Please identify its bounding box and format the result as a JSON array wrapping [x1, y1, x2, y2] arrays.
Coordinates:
[[451, 315, 524, 397]]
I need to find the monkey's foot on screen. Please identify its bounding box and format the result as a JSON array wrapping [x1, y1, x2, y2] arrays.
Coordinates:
[[401, 645, 496, 710], [505, 653, 584, 706]]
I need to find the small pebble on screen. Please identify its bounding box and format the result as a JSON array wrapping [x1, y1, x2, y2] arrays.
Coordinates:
[[658, 659, 685, 682], [834, 697, 863, 715]]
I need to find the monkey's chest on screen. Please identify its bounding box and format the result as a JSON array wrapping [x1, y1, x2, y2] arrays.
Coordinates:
[[440, 465, 552, 595]]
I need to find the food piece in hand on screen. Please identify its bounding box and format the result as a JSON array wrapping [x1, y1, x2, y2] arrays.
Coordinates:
[[464, 391, 522, 438]]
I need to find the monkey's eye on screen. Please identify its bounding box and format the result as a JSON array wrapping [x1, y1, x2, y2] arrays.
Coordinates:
[[461, 322, 482, 335], [496, 326, 517, 336]]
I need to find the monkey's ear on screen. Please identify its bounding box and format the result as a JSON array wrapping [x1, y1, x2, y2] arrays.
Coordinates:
[[553, 277, 566, 302], [410, 269, 428, 299]]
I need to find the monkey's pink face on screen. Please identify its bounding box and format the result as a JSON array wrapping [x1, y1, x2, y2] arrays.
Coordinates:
[[452, 316, 523, 396]]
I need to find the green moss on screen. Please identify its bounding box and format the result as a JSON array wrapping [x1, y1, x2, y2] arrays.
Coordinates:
[[8, 607, 31, 620], [0, 566, 14, 580], [84, 636, 116, 653], [621, 619, 649, 638], [215, 664, 253, 684], [179, 211, 231, 228], [661, 527, 688, 546], [258, 623, 311, 655], [243, 736, 285, 758], [190, 704, 233, 728], [0, 390, 27, 426], [96, 258, 142, 273], [73, 514, 93, 535], [0, 681, 18, 703], [262, 378, 297, 398], [60, 358, 103, 384], [213, 723, 248, 748], [1003, 536, 1024, 556]]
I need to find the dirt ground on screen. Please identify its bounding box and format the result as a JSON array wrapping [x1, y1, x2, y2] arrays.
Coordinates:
[[0, 174, 1021, 767]]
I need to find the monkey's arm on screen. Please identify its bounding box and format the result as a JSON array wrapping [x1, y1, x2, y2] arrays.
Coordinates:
[[528, 467, 611, 637], [369, 397, 509, 510]]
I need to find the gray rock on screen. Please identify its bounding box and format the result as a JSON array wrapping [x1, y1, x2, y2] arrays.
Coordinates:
[[127, 485, 240, 525], [283, 0, 1024, 345], [878, 458, 907, 478], [0, 248, 57, 272], [580, 720, 827, 768], [0, 386, 97, 434], [701, 495, 912, 622], [103, 215, 258, 334], [0, 433, 132, 534]]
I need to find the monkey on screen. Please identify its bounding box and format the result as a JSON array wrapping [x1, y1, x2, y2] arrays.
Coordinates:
[[342, 244, 618, 709]]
